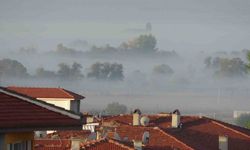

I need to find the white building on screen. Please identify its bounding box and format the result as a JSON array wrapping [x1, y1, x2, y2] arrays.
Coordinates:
[[7, 86, 85, 113], [233, 110, 250, 118]]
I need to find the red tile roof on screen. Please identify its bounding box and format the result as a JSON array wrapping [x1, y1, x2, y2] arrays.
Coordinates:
[[80, 138, 135, 150], [34, 130, 91, 150], [102, 114, 250, 150], [7, 86, 85, 100], [32, 112, 250, 150], [165, 117, 250, 150], [102, 114, 175, 126], [107, 125, 193, 150], [0, 87, 82, 132], [47, 130, 91, 139], [34, 139, 71, 150]]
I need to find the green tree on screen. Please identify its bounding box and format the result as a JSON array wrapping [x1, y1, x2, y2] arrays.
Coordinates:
[[153, 64, 174, 76], [235, 114, 250, 129], [87, 62, 124, 81], [71, 62, 83, 77], [57, 62, 84, 79], [104, 102, 127, 115], [55, 43, 78, 55], [90, 44, 118, 54], [246, 51, 250, 71], [57, 63, 71, 78], [214, 57, 246, 78], [121, 34, 157, 53], [0, 58, 29, 78], [35, 67, 57, 78]]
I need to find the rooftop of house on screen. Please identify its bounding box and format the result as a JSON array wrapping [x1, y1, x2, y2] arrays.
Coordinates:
[[101, 112, 250, 150], [106, 125, 193, 150], [80, 138, 135, 150], [34, 139, 71, 150], [7, 86, 85, 100], [0, 87, 83, 132], [32, 111, 250, 150], [47, 130, 92, 139]]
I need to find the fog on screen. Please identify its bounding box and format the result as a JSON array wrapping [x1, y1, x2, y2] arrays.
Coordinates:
[[1, 0, 250, 51], [1, 0, 250, 122]]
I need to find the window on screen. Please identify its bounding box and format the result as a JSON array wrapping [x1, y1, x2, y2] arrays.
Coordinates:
[[7, 140, 31, 150]]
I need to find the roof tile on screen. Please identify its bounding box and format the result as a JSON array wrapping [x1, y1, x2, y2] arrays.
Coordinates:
[[0, 88, 82, 132], [7, 86, 85, 100]]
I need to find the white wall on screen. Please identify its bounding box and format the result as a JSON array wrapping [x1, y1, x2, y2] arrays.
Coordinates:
[[37, 98, 72, 110]]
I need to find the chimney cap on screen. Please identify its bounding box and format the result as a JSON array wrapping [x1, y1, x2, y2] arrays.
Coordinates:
[[172, 109, 180, 115], [133, 109, 142, 115]]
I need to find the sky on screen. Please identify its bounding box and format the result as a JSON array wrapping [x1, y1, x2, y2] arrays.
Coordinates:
[[0, 0, 250, 52], [1, 0, 250, 113]]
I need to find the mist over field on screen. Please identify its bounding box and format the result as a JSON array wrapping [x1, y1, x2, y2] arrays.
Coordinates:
[[1, 0, 250, 122]]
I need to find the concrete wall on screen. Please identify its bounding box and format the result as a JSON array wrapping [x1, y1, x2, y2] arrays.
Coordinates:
[[37, 98, 81, 113]]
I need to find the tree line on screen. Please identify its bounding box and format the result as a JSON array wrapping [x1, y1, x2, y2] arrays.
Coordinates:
[[204, 56, 248, 78], [0, 58, 124, 81], [51, 34, 179, 59], [0, 58, 177, 81]]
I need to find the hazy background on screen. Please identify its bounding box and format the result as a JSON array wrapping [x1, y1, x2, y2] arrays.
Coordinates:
[[1, 0, 250, 122], [1, 0, 250, 52]]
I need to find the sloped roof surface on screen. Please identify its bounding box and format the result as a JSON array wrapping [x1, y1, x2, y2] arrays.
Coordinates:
[[107, 125, 192, 150], [47, 130, 91, 139], [103, 114, 250, 150], [0, 88, 82, 132], [35, 139, 71, 150], [80, 139, 135, 150], [7, 86, 85, 100]]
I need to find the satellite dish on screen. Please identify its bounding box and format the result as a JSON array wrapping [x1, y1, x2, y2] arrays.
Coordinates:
[[140, 116, 150, 126], [142, 131, 150, 144]]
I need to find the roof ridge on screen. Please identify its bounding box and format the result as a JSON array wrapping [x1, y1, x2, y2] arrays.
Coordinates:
[[81, 138, 134, 150], [154, 127, 194, 150], [7, 86, 85, 99], [8, 86, 58, 89], [80, 138, 106, 149], [108, 139, 135, 150], [60, 88, 75, 98], [210, 120, 250, 139], [35, 139, 71, 141]]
